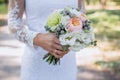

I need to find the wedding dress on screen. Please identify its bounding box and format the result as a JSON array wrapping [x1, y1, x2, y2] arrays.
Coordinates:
[[8, 0, 85, 80]]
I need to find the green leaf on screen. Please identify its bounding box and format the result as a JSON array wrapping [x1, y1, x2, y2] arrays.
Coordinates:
[[49, 55, 54, 64], [62, 45, 70, 51], [43, 53, 50, 60], [93, 40, 97, 46]]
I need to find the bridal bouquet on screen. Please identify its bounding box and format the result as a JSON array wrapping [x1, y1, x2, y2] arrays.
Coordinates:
[[43, 6, 97, 65]]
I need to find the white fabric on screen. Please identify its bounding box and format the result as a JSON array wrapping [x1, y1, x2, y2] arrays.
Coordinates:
[[8, 0, 85, 80], [8, 0, 39, 47]]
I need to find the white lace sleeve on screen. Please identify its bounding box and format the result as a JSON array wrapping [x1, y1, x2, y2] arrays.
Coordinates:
[[78, 0, 86, 13], [8, 0, 39, 47]]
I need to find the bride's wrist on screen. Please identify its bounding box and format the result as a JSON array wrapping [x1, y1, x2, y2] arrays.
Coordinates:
[[33, 33, 43, 46]]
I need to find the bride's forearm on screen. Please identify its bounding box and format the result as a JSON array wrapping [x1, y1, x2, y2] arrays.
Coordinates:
[[78, 0, 86, 13]]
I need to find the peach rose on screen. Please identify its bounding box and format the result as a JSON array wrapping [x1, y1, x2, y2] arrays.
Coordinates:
[[67, 17, 83, 32]]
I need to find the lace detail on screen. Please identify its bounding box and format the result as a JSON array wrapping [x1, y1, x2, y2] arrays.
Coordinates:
[[8, 0, 39, 47]]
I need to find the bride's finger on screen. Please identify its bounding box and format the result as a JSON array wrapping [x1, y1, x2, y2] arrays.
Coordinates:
[[53, 49, 65, 58], [53, 51, 63, 58], [53, 44, 63, 51], [54, 37, 61, 44]]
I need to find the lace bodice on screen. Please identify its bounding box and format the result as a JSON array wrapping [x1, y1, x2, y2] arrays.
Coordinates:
[[8, 0, 85, 47]]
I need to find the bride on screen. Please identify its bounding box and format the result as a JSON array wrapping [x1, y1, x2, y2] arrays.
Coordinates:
[[8, 0, 85, 80]]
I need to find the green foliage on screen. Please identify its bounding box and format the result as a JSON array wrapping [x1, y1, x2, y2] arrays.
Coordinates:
[[91, 40, 97, 46], [0, 4, 8, 14], [86, 0, 90, 5], [85, 0, 120, 6], [87, 10, 120, 39], [87, 10, 120, 50], [0, 0, 5, 4], [0, 19, 7, 26], [0, 0, 8, 4], [95, 60, 120, 72], [89, 9, 120, 73], [112, 0, 120, 5]]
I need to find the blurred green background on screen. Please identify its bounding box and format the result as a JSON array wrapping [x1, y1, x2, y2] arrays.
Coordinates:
[[0, 0, 120, 80]]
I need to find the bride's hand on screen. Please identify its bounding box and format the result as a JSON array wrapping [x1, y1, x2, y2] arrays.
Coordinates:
[[34, 33, 68, 58]]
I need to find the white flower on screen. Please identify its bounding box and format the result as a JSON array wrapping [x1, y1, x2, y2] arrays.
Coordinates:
[[61, 16, 70, 25], [59, 33, 76, 46], [69, 42, 85, 51], [70, 9, 80, 17]]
